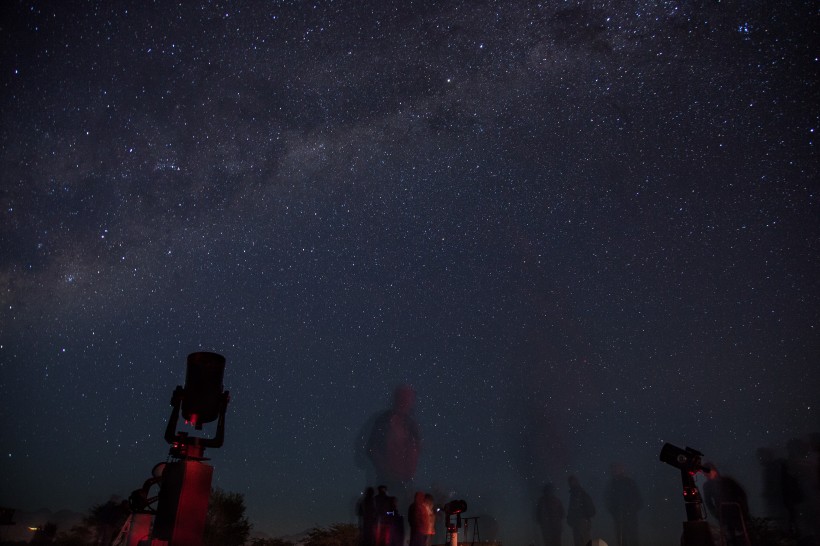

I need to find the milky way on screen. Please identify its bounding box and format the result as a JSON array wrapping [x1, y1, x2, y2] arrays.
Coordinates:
[[1, 2, 818, 544]]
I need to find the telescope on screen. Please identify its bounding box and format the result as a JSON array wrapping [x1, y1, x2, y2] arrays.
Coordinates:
[[659, 443, 715, 546], [660, 443, 710, 475], [443, 500, 467, 546], [164, 351, 229, 459], [116, 352, 230, 546], [180, 351, 227, 429]]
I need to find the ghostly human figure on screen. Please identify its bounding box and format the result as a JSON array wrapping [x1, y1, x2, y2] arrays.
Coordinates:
[[756, 447, 791, 526], [366, 385, 422, 506], [409, 491, 435, 546], [358, 487, 377, 546], [567, 475, 596, 546], [604, 463, 642, 546], [535, 483, 565, 546], [703, 465, 751, 546]]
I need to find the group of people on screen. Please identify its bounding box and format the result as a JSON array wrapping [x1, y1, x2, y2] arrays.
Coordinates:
[[358, 485, 436, 546], [356, 384, 817, 546], [757, 434, 820, 540], [536, 465, 642, 546], [534, 437, 819, 546]]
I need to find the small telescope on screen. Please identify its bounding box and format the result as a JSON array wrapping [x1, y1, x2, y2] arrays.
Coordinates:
[[659, 443, 715, 546], [443, 500, 467, 546]]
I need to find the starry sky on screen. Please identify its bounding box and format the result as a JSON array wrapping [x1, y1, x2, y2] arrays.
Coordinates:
[[1, 1, 818, 544]]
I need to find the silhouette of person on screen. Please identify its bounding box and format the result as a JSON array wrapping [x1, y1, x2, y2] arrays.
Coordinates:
[[423, 494, 437, 543], [409, 491, 435, 546], [366, 385, 422, 506], [30, 522, 58, 544], [387, 496, 405, 546], [567, 475, 595, 546], [604, 463, 642, 546], [374, 485, 403, 546], [756, 447, 786, 524], [784, 437, 809, 536], [535, 483, 565, 546], [808, 432, 820, 542], [703, 465, 750, 546], [358, 487, 377, 546]]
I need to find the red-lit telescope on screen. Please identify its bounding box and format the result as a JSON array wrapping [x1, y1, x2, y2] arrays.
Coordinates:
[[120, 352, 231, 546], [181, 351, 226, 429], [153, 351, 230, 546], [163, 351, 230, 455]]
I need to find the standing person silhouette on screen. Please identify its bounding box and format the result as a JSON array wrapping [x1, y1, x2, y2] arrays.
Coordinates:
[[567, 475, 596, 546], [604, 463, 642, 546], [366, 385, 422, 507], [374, 485, 393, 546], [358, 487, 377, 546], [756, 447, 786, 523], [409, 491, 435, 546], [535, 483, 565, 546], [703, 465, 751, 546]]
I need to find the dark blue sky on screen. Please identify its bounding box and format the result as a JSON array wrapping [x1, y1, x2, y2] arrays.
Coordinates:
[[1, 1, 818, 544]]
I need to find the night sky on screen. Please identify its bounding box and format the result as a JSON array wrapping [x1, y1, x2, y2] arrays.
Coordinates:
[[1, 1, 818, 544]]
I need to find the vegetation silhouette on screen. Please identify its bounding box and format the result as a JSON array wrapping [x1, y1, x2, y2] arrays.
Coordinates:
[[203, 488, 252, 546], [250, 538, 296, 546], [304, 523, 359, 546]]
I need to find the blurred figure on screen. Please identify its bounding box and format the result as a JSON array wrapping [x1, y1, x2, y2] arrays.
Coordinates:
[[567, 475, 596, 546], [30, 522, 57, 544], [784, 437, 810, 537], [604, 463, 642, 546], [756, 447, 786, 524], [535, 482, 565, 546], [409, 491, 435, 546], [374, 485, 404, 546], [374, 485, 392, 546], [358, 487, 377, 546], [388, 496, 405, 546], [808, 432, 820, 543], [703, 465, 750, 546], [423, 494, 437, 543], [366, 385, 422, 506], [812, 433, 820, 489]]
